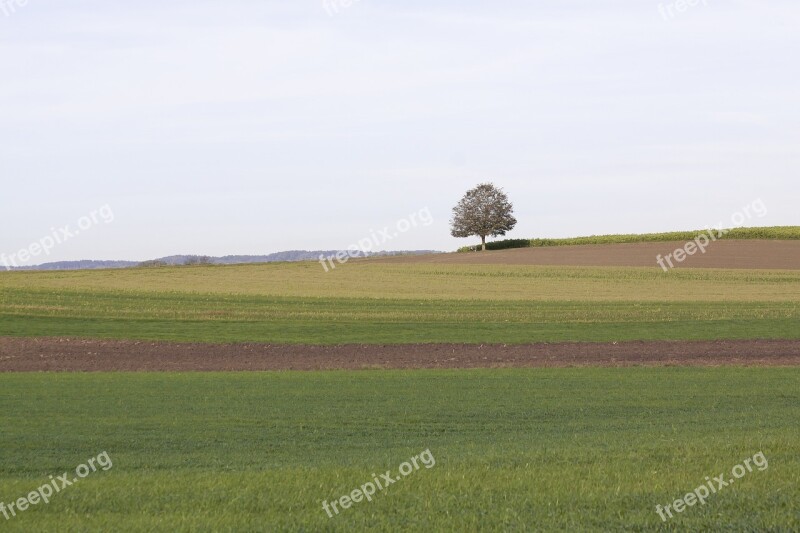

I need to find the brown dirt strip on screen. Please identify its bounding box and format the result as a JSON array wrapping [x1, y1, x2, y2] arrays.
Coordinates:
[[1, 337, 800, 372], [370, 240, 800, 269]]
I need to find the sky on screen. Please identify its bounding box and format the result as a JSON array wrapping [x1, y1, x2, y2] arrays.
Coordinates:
[[1, 0, 798, 265]]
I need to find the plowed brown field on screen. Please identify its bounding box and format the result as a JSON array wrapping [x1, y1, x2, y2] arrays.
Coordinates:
[[2, 337, 799, 372], [374, 240, 800, 269]]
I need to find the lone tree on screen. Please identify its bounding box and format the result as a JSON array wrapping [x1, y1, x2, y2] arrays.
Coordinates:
[[450, 183, 517, 251]]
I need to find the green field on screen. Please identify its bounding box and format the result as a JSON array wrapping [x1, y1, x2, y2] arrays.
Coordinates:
[[0, 369, 798, 531], [2, 258, 799, 531], [1, 263, 799, 343]]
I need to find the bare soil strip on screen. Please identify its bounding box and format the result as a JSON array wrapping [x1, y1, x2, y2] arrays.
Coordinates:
[[2, 337, 800, 372], [372, 240, 800, 269]]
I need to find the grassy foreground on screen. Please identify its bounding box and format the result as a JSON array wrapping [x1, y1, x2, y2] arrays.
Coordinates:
[[0, 368, 797, 531], [1, 263, 799, 343]]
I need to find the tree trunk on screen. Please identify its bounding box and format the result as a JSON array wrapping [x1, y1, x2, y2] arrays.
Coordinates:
[[481, 235, 486, 251]]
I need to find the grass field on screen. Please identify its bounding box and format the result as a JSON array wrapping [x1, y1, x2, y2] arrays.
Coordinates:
[[2, 255, 799, 531], [0, 368, 798, 531], [1, 263, 799, 343]]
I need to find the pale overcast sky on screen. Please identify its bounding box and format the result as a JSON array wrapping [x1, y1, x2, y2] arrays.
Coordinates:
[[1, 1, 798, 264]]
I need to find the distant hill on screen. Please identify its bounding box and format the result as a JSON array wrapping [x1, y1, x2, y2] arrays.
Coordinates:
[[13, 260, 139, 271], [7, 250, 440, 271]]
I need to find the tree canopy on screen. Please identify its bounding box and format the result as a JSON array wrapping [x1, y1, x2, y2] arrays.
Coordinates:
[[450, 183, 517, 251]]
